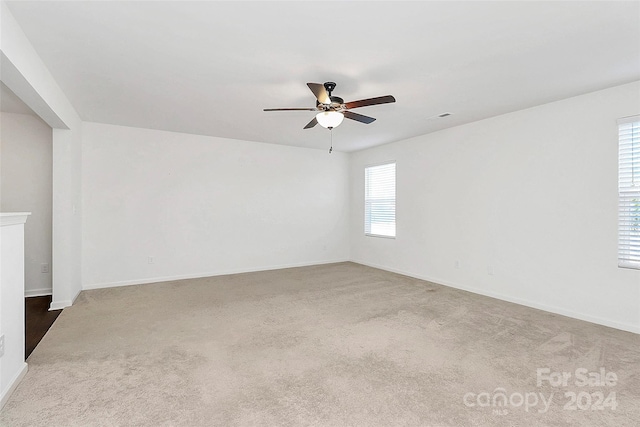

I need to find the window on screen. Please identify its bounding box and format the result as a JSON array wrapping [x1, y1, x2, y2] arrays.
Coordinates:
[[618, 116, 640, 269], [365, 162, 396, 238]]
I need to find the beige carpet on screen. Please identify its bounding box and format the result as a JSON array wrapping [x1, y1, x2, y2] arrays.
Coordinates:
[[1, 262, 638, 426]]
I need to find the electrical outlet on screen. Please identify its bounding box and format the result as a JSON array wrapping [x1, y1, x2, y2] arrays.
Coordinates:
[[41, 263, 50, 273], [148, 256, 154, 264], [487, 265, 494, 275], [0, 334, 5, 358], [454, 260, 461, 269]]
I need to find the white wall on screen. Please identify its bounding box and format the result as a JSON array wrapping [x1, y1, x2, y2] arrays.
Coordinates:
[[0, 213, 30, 409], [50, 123, 82, 309], [0, 112, 53, 296], [350, 81, 640, 333], [81, 123, 350, 288]]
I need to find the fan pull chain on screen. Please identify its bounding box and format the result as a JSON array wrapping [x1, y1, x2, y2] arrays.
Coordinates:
[[329, 128, 333, 154]]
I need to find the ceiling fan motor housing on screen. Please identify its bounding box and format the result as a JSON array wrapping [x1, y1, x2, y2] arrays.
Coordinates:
[[316, 97, 344, 111]]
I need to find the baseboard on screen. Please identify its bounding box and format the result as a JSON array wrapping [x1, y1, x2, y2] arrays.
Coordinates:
[[25, 288, 52, 297], [49, 300, 71, 311], [352, 260, 640, 335], [0, 362, 28, 411], [82, 259, 351, 291], [49, 286, 81, 311]]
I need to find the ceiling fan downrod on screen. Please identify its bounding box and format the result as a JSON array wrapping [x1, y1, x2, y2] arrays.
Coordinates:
[[324, 82, 336, 97]]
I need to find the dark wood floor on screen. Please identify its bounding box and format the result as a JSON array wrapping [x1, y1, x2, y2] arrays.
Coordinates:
[[25, 296, 62, 359]]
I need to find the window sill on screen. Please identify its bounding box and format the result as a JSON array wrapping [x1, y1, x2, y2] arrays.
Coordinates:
[[365, 233, 396, 239], [618, 261, 640, 271]]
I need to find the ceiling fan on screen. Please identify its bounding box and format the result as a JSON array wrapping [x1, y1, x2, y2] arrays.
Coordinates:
[[264, 82, 396, 130]]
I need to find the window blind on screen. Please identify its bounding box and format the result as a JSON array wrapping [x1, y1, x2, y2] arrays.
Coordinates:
[[365, 162, 396, 237], [618, 116, 640, 269]]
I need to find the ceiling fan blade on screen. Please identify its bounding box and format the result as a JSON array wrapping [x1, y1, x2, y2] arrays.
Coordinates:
[[307, 83, 331, 104], [303, 117, 318, 129], [263, 108, 317, 111], [343, 111, 376, 124], [344, 95, 396, 110]]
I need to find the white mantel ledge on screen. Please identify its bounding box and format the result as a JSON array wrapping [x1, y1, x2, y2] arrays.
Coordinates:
[[0, 212, 31, 227]]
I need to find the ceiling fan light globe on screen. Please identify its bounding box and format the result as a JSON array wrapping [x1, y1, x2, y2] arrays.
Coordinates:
[[316, 111, 344, 129]]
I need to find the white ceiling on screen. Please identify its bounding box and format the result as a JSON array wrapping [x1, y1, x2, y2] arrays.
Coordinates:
[[6, 1, 640, 152]]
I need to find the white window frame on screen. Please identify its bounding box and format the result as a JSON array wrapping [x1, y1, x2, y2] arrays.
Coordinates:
[[618, 115, 640, 270], [364, 161, 396, 238]]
